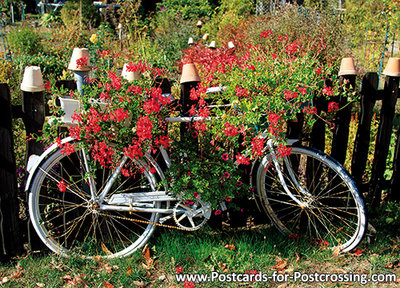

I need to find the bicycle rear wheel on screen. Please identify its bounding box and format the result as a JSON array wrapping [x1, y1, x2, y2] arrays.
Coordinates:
[[255, 146, 366, 252], [28, 146, 165, 258]]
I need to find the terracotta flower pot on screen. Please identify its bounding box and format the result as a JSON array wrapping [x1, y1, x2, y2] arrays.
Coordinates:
[[20, 66, 45, 92], [383, 57, 400, 77], [180, 63, 201, 84], [121, 63, 141, 82], [338, 57, 357, 76], [68, 48, 91, 71]]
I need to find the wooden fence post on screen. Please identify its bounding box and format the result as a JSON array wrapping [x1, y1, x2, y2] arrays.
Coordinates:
[[351, 72, 378, 189], [310, 95, 326, 151], [389, 127, 400, 201], [331, 75, 356, 165], [368, 75, 399, 207], [0, 83, 23, 259]]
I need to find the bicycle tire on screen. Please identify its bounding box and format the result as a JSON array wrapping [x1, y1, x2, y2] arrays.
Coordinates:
[[28, 146, 165, 258], [255, 146, 366, 252]]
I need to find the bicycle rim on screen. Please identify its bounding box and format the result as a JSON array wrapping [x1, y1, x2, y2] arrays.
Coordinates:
[[256, 147, 366, 252], [29, 147, 163, 258]]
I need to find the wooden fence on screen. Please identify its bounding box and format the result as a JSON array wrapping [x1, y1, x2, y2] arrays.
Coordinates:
[[0, 71, 400, 257]]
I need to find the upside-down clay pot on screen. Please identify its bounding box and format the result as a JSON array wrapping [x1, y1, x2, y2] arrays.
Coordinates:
[[338, 57, 357, 76], [383, 57, 400, 77], [180, 63, 201, 84], [20, 66, 45, 92]]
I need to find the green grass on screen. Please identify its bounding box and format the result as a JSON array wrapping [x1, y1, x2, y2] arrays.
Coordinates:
[[0, 221, 399, 288]]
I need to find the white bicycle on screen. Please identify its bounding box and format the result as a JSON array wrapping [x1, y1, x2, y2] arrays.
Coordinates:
[[26, 89, 367, 259]]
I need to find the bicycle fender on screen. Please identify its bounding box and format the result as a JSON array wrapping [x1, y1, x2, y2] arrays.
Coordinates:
[[25, 136, 75, 193]]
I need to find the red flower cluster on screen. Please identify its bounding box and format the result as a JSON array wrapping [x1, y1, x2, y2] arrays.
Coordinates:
[[235, 85, 249, 98], [328, 101, 339, 112], [123, 141, 143, 160], [57, 180, 67, 192], [236, 153, 250, 165], [277, 144, 292, 157], [126, 61, 147, 73], [222, 122, 239, 137], [76, 57, 88, 69], [284, 90, 298, 100], [251, 138, 265, 157], [110, 108, 129, 122], [91, 140, 115, 167], [322, 84, 334, 96], [154, 135, 171, 148], [136, 116, 153, 140], [259, 29, 273, 39]]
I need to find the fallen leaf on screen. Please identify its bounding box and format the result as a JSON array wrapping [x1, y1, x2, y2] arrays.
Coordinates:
[[102, 263, 113, 274], [295, 251, 302, 262], [224, 244, 235, 251], [62, 275, 73, 281], [101, 242, 113, 255], [126, 267, 133, 276], [132, 280, 145, 287], [142, 244, 151, 261], [203, 254, 211, 262], [36, 283, 45, 287], [159, 275, 166, 281], [333, 246, 342, 256], [75, 274, 89, 288], [273, 259, 288, 271], [1, 277, 8, 284], [352, 249, 363, 256], [11, 271, 23, 279], [385, 260, 400, 269], [93, 255, 103, 263], [218, 262, 229, 273], [103, 280, 114, 288]]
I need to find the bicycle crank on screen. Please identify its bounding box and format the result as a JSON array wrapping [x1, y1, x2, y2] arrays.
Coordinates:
[[172, 199, 212, 231]]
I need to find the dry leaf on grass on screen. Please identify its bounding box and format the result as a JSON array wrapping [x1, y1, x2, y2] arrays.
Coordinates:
[[384, 260, 400, 269], [103, 280, 114, 288], [10, 271, 23, 279], [142, 244, 151, 261], [132, 280, 146, 287], [126, 267, 133, 276], [272, 259, 288, 271], [36, 283, 45, 287], [101, 242, 113, 255], [224, 244, 236, 251], [218, 262, 229, 273]]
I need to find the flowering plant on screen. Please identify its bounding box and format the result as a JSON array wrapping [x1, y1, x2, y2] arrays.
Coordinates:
[[160, 27, 345, 208], [43, 59, 173, 174]]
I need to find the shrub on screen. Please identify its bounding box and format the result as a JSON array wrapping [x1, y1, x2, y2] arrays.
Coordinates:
[[7, 27, 43, 55], [13, 53, 67, 79], [156, 0, 213, 20], [60, 0, 100, 28]]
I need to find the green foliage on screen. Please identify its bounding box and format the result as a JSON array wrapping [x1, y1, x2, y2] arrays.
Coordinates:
[[60, 0, 100, 28], [150, 12, 197, 72], [163, 135, 245, 209], [13, 53, 67, 79], [344, 0, 400, 70], [7, 26, 43, 56], [156, 0, 213, 20]]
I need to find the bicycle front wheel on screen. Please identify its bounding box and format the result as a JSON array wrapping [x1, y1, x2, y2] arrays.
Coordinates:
[[255, 146, 366, 252], [28, 146, 165, 258]]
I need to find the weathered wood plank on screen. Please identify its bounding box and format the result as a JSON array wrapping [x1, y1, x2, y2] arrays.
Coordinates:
[[0, 83, 23, 259]]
